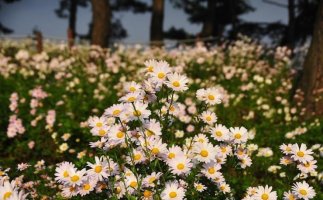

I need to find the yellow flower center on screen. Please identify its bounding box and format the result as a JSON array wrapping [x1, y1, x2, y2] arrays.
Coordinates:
[[198, 138, 205, 143], [220, 147, 226, 153], [208, 167, 215, 174], [208, 95, 215, 100], [234, 133, 242, 139], [98, 129, 106, 136], [304, 162, 311, 167], [148, 177, 156, 184], [172, 81, 180, 87], [63, 171, 69, 178], [206, 116, 212, 121], [113, 109, 121, 116], [220, 185, 226, 191], [151, 148, 160, 155], [115, 187, 122, 194], [83, 183, 91, 190], [130, 181, 137, 188], [71, 175, 80, 182], [146, 130, 154, 136], [177, 163, 185, 170], [129, 87, 136, 92], [96, 122, 103, 127], [169, 191, 177, 198], [261, 193, 269, 200], [299, 189, 307, 195], [147, 66, 154, 72], [200, 150, 209, 157], [170, 105, 175, 111], [297, 151, 305, 157], [168, 153, 175, 159], [144, 190, 152, 198], [157, 72, 165, 79], [196, 185, 203, 190], [133, 110, 142, 117], [3, 192, 12, 200], [215, 131, 222, 137], [134, 154, 141, 161], [128, 97, 136, 102], [94, 165, 102, 173], [116, 131, 124, 138]]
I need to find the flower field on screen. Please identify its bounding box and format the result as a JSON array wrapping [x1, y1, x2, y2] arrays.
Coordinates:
[[0, 38, 322, 200]]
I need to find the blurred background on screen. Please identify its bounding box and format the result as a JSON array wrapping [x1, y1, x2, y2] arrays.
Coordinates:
[[0, 0, 319, 48]]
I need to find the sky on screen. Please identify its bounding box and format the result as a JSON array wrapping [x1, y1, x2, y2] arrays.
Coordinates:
[[0, 0, 288, 43]]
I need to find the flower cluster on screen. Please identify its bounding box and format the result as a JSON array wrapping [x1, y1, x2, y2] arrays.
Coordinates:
[[54, 60, 255, 199]]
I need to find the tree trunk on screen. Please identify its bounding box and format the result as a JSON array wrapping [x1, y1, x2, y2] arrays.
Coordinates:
[[297, 1, 323, 118], [91, 0, 111, 47], [287, 0, 295, 50], [150, 0, 164, 46], [200, 0, 215, 38], [68, 0, 77, 47]]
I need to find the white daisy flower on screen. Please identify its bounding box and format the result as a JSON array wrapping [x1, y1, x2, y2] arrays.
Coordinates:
[[239, 155, 252, 168], [291, 144, 314, 164], [67, 168, 87, 186], [283, 191, 297, 200], [193, 134, 209, 144], [151, 62, 171, 83], [87, 156, 109, 181], [210, 124, 230, 141], [218, 182, 231, 194], [202, 88, 223, 105], [148, 137, 167, 157], [168, 155, 192, 175], [230, 127, 248, 144], [144, 59, 158, 73], [280, 144, 293, 155], [200, 110, 217, 125], [194, 182, 206, 192], [166, 73, 189, 92], [104, 103, 125, 118], [201, 161, 221, 179], [88, 116, 107, 129], [292, 181, 316, 200], [144, 119, 162, 137], [90, 125, 109, 137], [55, 162, 76, 183], [297, 160, 317, 174], [108, 125, 127, 145], [142, 172, 163, 188], [0, 181, 17, 200], [129, 102, 151, 121], [130, 148, 146, 164], [124, 81, 142, 93], [119, 91, 144, 103], [164, 145, 184, 161], [79, 177, 97, 196], [254, 185, 277, 200], [161, 182, 185, 200], [192, 142, 216, 163], [113, 182, 126, 199]]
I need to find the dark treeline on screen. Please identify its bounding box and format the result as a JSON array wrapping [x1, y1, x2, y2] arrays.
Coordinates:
[[0, 0, 320, 49]]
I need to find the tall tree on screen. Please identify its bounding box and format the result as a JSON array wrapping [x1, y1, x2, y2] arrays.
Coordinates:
[[297, 0, 323, 118], [91, 0, 111, 47], [171, 0, 253, 39], [200, 0, 215, 38], [55, 0, 89, 46], [150, 0, 164, 46]]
